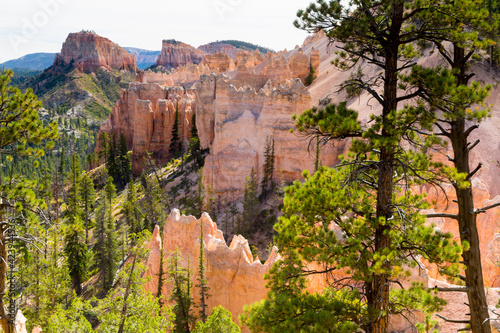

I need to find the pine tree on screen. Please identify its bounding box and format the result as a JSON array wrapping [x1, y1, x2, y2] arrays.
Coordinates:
[[140, 174, 168, 231], [196, 222, 210, 323], [121, 181, 143, 234], [0, 69, 58, 331], [156, 247, 167, 306], [237, 168, 259, 236], [401, 6, 498, 328], [170, 102, 181, 156], [191, 112, 198, 139], [241, 1, 481, 331], [314, 134, 321, 172], [193, 306, 240, 333], [168, 249, 196, 333], [64, 154, 89, 295], [118, 132, 132, 186], [80, 173, 96, 246], [260, 136, 275, 200], [95, 173, 119, 291]]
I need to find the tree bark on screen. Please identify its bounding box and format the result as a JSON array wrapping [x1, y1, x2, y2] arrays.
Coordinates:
[[371, 3, 403, 332], [448, 43, 491, 333]]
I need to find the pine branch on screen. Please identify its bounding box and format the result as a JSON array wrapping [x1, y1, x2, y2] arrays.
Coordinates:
[[467, 139, 480, 152], [466, 163, 481, 180], [433, 286, 470, 292], [436, 313, 470, 323], [475, 202, 500, 215], [425, 212, 458, 220]]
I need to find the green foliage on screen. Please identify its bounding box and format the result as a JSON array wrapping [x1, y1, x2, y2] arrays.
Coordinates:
[[243, 166, 461, 332], [237, 168, 259, 236], [94, 173, 119, 291], [260, 136, 275, 200], [0, 69, 57, 159], [45, 294, 93, 333], [96, 231, 174, 333], [196, 222, 210, 323], [170, 103, 181, 156], [80, 172, 96, 246], [416, 314, 439, 333], [194, 306, 240, 333], [304, 64, 316, 86], [140, 173, 168, 231], [121, 181, 143, 234], [21, 218, 72, 331], [169, 248, 196, 333], [215, 40, 274, 54]]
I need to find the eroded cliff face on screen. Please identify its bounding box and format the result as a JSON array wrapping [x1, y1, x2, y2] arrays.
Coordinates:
[[53, 31, 137, 72], [154, 40, 205, 69], [143, 210, 279, 328], [196, 72, 341, 201], [198, 42, 243, 60], [99, 81, 195, 175]]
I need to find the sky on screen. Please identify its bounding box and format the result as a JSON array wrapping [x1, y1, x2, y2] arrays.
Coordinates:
[[0, 0, 314, 62]]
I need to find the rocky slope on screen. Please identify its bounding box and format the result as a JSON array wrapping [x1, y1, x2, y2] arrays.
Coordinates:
[[30, 32, 137, 113]]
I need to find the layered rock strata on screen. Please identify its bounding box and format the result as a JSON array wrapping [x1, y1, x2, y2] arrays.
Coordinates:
[[53, 31, 137, 72], [196, 73, 342, 201], [154, 40, 205, 69], [99, 82, 195, 175]]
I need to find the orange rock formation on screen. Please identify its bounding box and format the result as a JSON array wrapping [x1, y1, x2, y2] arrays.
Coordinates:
[[53, 31, 137, 72], [155, 40, 205, 69], [99, 81, 195, 175], [143, 210, 279, 329], [196, 72, 341, 201]]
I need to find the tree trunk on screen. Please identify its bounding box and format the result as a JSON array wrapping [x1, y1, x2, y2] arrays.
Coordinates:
[[0, 232, 13, 333], [118, 256, 136, 333], [449, 44, 491, 333], [371, 3, 403, 331], [450, 117, 491, 333]]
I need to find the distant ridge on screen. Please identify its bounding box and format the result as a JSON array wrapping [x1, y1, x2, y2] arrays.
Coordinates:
[[1, 53, 56, 70], [124, 47, 161, 70], [214, 40, 274, 54]]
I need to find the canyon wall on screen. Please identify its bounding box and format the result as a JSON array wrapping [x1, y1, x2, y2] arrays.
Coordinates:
[[53, 31, 137, 72], [144, 210, 279, 329], [155, 40, 205, 69], [196, 72, 341, 201], [99, 81, 195, 175], [97, 41, 321, 176]]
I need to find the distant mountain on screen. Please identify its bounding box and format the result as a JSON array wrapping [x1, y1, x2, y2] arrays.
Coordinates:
[[124, 47, 161, 70], [1, 53, 56, 70], [215, 40, 274, 54]]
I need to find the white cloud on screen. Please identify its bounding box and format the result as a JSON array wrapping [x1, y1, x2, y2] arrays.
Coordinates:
[[0, 0, 313, 62]]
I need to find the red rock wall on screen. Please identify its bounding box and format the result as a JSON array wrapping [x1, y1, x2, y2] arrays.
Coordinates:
[[98, 82, 195, 175], [155, 40, 205, 69], [53, 31, 137, 72]]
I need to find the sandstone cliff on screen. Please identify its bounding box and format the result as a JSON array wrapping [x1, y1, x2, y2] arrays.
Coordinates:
[[196, 73, 342, 201], [99, 81, 195, 175], [144, 210, 279, 328], [154, 40, 205, 69], [198, 42, 242, 60], [53, 31, 137, 72]]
